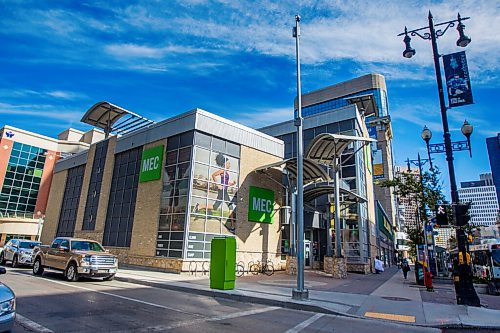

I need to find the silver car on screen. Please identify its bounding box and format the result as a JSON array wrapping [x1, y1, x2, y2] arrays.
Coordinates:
[[0, 239, 41, 267], [0, 267, 15, 332]]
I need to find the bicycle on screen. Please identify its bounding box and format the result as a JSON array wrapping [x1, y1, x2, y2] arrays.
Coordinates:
[[235, 261, 245, 277], [249, 260, 274, 276]]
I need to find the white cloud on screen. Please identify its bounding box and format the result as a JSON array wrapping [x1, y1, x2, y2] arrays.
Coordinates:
[[233, 107, 293, 128], [0, 103, 82, 122]]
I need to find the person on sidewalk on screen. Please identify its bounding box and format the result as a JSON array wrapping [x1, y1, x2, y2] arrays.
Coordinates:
[[374, 256, 384, 274], [401, 259, 411, 279]]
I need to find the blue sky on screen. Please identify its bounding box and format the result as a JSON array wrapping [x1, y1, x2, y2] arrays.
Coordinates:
[[1, 0, 498, 199]]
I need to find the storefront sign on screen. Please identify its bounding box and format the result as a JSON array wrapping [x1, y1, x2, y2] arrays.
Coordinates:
[[443, 51, 473, 107], [139, 145, 164, 183], [248, 186, 275, 223]]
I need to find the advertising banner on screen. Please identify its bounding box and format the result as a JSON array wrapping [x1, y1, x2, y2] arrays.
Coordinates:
[[248, 186, 275, 223], [139, 145, 164, 183], [443, 51, 473, 107]]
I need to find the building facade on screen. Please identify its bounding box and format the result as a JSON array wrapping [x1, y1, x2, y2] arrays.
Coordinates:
[[0, 126, 102, 245], [260, 103, 377, 273], [42, 109, 287, 272], [293, 74, 397, 260], [458, 173, 499, 230], [486, 133, 500, 204]]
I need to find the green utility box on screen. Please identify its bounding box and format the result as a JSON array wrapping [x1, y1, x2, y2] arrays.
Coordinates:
[[210, 237, 236, 290]]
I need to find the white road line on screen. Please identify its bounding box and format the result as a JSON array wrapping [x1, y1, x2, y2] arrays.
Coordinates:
[[120, 306, 280, 332], [283, 313, 324, 333], [26, 275, 206, 318], [16, 314, 55, 333]]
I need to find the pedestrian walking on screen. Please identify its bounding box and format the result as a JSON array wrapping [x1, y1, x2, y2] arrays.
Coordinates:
[[401, 259, 410, 279], [374, 256, 384, 274]]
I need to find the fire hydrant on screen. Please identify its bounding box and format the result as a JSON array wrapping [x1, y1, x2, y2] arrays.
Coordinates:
[[425, 271, 434, 292]]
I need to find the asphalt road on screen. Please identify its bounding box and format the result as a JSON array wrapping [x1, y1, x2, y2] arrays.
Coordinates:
[[0, 267, 473, 333]]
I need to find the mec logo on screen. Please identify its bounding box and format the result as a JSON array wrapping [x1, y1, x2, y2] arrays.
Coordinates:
[[139, 145, 164, 183]]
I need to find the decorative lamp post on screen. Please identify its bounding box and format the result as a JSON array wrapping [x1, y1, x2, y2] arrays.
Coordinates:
[[399, 11, 480, 306]]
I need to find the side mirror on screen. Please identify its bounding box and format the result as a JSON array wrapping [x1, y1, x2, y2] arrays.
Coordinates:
[[105, 249, 110, 253], [0, 267, 6, 275], [59, 246, 69, 252]]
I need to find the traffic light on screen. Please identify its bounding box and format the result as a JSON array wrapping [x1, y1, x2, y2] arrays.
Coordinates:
[[435, 204, 450, 226], [454, 203, 471, 227]]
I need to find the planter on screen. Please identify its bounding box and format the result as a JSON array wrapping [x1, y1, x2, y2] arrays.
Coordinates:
[[474, 283, 488, 295]]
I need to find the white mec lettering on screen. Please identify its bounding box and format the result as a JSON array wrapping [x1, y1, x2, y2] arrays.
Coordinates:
[[142, 156, 160, 172], [252, 197, 273, 213]]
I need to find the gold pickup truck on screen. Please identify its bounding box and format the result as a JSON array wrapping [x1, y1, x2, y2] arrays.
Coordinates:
[[32, 237, 118, 282]]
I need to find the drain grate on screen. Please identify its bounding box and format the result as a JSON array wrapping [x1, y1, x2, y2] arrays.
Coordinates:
[[381, 296, 412, 302]]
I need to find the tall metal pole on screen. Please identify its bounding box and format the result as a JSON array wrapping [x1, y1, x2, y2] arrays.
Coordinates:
[[417, 154, 431, 290], [292, 15, 308, 300], [334, 159, 342, 257], [428, 11, 479, 306]]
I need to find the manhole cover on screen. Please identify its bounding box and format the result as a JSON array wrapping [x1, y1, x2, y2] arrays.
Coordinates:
[[381, 296, 412, 302]]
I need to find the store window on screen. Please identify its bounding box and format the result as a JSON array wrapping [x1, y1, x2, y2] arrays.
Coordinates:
[[56, 165, 85, 237], [103, 146, 142, 247], [82, 139, 109, 230]]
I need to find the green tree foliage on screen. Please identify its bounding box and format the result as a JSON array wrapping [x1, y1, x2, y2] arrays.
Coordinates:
[[379, 167, 445, 255]]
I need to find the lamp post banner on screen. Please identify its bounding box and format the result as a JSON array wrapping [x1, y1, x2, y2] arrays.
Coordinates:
[[443, 51, 473, 107]]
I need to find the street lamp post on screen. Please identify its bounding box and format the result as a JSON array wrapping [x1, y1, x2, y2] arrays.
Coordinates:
[[292, 14, 308, 301], [399, 11, 479, 306]]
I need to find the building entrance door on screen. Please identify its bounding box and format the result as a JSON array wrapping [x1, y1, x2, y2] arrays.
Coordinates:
[[304, 240, 312, 269]]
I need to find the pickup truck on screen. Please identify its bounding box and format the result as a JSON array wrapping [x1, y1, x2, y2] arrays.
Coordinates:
[[32, 237, 118, 282]]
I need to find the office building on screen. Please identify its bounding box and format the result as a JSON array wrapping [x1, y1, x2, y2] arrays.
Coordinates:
[[486, 133, 500, 203], [0, 125, 103, 245], [458, 173, 499, 228]]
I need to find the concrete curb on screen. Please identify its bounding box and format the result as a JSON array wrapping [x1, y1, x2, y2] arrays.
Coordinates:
[[115, 276, 500, 331]]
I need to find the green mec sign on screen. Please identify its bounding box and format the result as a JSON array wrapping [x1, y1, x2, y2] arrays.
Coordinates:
[[139, 145, 164, 183], [248, 186, 275, 223]]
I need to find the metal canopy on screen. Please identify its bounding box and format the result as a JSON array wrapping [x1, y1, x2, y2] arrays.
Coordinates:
[[345, 93, 378, 117], [303, 184, 367, 203], [81, 101, 155, 137], [305, 133, 376, 165], [253, 157, 330, 184]]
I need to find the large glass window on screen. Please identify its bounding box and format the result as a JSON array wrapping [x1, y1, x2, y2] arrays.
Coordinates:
[[82, 139, 109, 230], [156, 132, 193, 258], [0, 142, 47, 215], [56, 165, 85, 237], [103, 147, 142, 247]]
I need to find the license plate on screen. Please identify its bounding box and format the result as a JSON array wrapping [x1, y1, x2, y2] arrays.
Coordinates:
[[108, 269, 116, 273]]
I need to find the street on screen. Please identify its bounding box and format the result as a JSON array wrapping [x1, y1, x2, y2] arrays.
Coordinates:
[[1, 267, 446, 333]]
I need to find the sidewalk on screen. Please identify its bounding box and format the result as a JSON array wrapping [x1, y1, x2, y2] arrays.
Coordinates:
[[114, 265, 500, 329]]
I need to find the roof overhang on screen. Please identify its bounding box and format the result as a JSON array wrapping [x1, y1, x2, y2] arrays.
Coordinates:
[[345, 93, 378, 117], [81, 101, 155, 137], [253, 158, 330, 184], [305, 133, 376, 165], [303, 183, 367, 203]]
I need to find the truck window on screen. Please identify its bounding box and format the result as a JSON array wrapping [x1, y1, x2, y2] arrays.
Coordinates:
[[51, 239, 63, 249], [60, 240, 69, 249]]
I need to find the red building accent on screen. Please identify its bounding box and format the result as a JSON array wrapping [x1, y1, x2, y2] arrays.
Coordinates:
[[34, 150, 59, 215], [0, 138, 13, 190]]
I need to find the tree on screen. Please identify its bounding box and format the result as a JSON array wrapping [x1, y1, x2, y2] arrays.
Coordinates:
[[380, 166, 445, 256]]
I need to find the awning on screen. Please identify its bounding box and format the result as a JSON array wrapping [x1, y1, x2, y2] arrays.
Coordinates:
[[81, 101, 155, 137], [306, 133, 376, 165], [303, 183, 367, 203], [253, 158, 330, 184], [345, 93, 379, 117]]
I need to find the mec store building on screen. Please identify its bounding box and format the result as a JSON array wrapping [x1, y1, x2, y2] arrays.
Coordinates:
[[41, 107, 288, 272]]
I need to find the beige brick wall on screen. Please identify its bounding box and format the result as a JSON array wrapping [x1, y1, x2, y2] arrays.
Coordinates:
[[74, 137, 116, 243], [129, 139, 167, 257], [41, 170, 68, 244], [235, 145, 283, 267]]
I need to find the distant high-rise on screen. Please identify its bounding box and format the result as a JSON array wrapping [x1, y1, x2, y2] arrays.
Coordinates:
[[486, 133, 500, 203], [458, 173, 499, 228]]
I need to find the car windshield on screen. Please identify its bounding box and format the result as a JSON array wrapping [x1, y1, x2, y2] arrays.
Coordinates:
[[19, 241, 41, 249], [492, 249, 500, 267], [71, 241, 105, 252]]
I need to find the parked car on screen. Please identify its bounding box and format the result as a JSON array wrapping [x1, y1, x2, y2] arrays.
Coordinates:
[[32, 237, 118, 282], [0, 267, 15, 332], [0, 239, 41, 267]]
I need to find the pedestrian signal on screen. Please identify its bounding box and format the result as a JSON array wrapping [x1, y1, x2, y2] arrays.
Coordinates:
[[435, 204, 450, 226]]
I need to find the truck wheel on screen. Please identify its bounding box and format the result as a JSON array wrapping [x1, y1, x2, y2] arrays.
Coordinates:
[[0, 252, 5, 265], [12, 255, 18, 268], [33, 258, 44, 275], [65, 263, 79, 282], [103, 274, 115, 281]]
